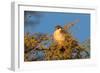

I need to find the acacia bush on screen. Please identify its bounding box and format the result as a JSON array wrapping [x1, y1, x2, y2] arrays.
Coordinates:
[[24, 32, 89, 61]]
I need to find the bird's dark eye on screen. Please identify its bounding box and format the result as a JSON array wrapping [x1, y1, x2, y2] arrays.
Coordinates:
[[55, 25, 62, 30], [57, 27, 60, 29]]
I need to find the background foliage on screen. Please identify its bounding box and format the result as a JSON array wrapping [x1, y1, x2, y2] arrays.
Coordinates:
[[24, 32, 90, 61]]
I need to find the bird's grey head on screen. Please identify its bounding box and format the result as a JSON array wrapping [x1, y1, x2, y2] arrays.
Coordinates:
[[55, 25, 63, 30]]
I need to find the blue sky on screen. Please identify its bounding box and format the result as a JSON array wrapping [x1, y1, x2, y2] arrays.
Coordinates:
[[24, 11, 90, 43]]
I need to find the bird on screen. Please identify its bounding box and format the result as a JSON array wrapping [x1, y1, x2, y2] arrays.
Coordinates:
[[53, 25, 66, 46], [53, 19, 80, 46]]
